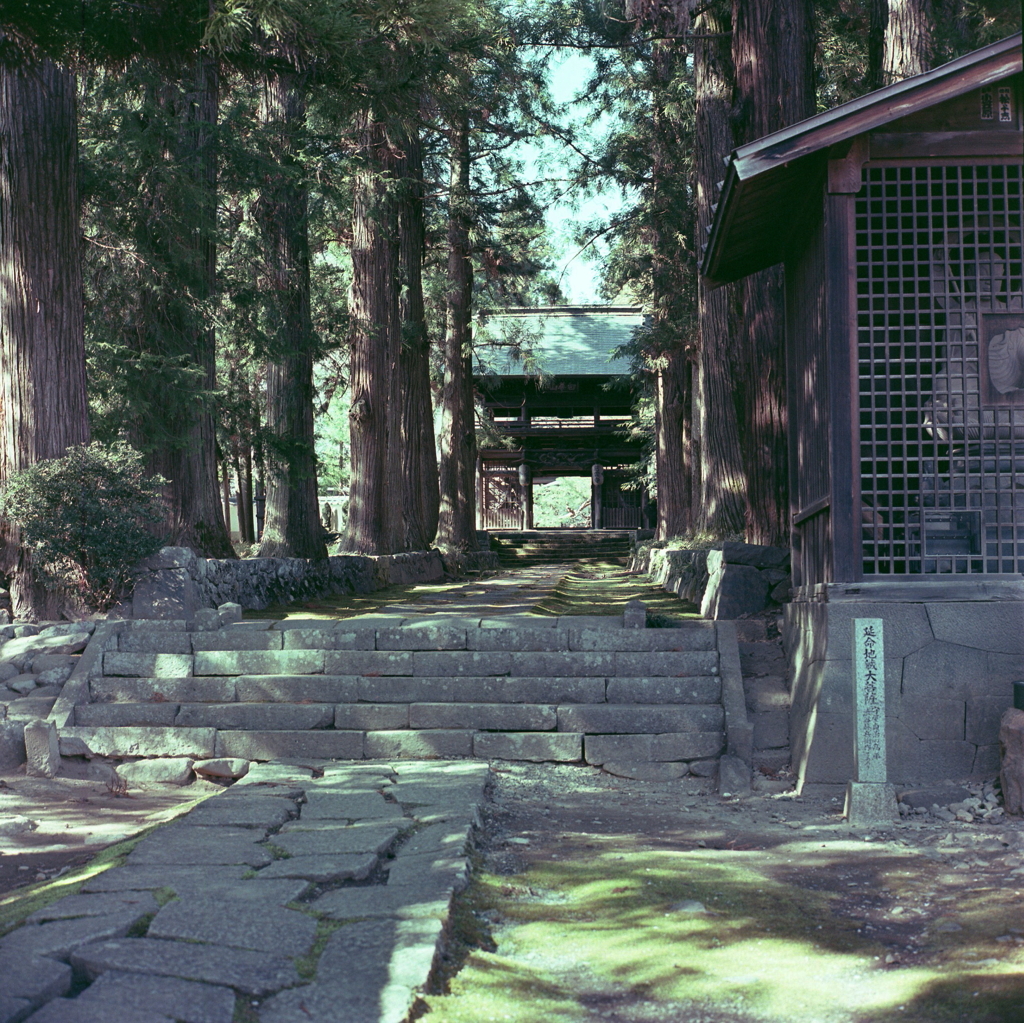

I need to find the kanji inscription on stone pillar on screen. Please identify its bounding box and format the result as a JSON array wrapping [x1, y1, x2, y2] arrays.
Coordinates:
[[853, 618, 887, 783]]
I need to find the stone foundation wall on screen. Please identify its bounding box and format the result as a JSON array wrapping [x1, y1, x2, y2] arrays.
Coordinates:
[[127, 547, 448, 620], [631, 541, 792, 619], [786, 591, 1024, 788]]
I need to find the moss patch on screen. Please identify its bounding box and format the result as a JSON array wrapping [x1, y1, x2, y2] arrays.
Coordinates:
[[421, 841, 1024, 1023]]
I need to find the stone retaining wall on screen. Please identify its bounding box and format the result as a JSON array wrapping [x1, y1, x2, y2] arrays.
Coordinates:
[[127, 547, 452, 619], [631, 541, 792, 619], [787, 587, 1024, 788]]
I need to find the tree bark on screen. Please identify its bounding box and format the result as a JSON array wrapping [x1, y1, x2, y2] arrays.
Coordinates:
[[139, 47, 234, 557], [340, 112, 403, 554], [867, 0, 889, 90], [436, 114, 479, 551], [0, 53, 91, 619], [254, 72, 325, 561], [731, 0, 815, 546], [629, 0, 697, 541], [396, 124, 439, 551], [883, 0, 935, 81], [693, 6, 747, 538], [654, 351, 693, 539]]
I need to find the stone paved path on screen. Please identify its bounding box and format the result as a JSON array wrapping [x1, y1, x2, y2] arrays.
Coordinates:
[[1, 759, 489, 1023], [363, 565, 567, 619]]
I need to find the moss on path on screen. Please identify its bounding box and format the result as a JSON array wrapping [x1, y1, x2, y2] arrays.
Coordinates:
[[243, 558, 697, 622], [422, 766, 1024, 1023]]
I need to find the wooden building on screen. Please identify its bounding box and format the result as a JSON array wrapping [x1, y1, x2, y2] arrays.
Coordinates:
[[703, 34, 1023, 787], [473, 306, 651, 530]]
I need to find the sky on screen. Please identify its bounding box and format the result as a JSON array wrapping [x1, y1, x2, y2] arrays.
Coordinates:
[[529, 50, 626, 305]]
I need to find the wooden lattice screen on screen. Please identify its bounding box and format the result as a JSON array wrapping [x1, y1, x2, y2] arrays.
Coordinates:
[[856, 162, 1024, 575]]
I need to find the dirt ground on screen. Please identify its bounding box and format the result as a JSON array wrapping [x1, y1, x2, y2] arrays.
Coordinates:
[[423, 764, 1024, 1023], [0, 767, 217, 902]]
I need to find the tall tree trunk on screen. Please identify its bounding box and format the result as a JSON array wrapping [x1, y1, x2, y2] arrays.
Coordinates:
[[254, 72, 325, 561], [628, 0, 696, 541], [397, 124, 439, 551], [0, 53, 91, 619], [654, 352, 692, 539], [141, 48, 233, 557], [341, 113, 403, 554], [731, 0, 815, 546], [693, 6, 747, 537], [867, 0, 889, 90], [436, 115, 479, 551], [883, 0, 935, 80]]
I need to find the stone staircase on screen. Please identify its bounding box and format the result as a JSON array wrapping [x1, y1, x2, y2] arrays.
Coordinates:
[[489, 530, 634, 567], [55, 615, 752, 782]]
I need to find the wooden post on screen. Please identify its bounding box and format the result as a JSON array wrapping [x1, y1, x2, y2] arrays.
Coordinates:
[[592, 463, 604, 530], [845, 618, 896, 823], [518, 463, 533, 531]]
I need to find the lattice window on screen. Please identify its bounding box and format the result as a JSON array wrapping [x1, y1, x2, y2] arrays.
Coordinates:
[[856, 163, 1024, 576]]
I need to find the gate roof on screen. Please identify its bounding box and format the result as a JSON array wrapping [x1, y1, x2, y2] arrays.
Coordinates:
[[474, 306, 642, 378]]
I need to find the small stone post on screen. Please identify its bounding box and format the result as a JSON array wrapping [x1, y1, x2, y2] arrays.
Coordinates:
[[518, 463, 533, 530], [591, 463, 604, 529], [845, 618, 897, 824]]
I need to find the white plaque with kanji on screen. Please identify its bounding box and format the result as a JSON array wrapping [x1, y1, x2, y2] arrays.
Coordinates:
[[853, 618, 886, 784]]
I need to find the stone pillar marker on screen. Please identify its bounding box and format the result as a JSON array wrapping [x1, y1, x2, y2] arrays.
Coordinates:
[[845, 618, 897, 824]]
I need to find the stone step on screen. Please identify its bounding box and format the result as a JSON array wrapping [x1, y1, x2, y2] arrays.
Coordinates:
[[102, 647, 720, 679], [113, 620, 716, 655], [72, 700, 723, 736], [58, 723, 726, 766], [90, 673, 721, 706]]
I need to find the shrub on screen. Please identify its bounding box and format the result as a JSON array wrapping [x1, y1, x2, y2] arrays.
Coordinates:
[[0, 441, 166, 610]]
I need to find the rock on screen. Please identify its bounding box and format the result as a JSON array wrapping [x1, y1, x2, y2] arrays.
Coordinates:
[[138, 547, 197, 572], [192, 757, 250, 780], [0, 633, 88, 672], [688, 759, 718, 777], [38, 622, 94, 638], [133, 568, 198, 620], [718, 754, 752, 797], [116, 758, 196, 788], [36, 663, 75, 687], [49, 969, 237, 1023], [71, 937, 300, 997], [0, 949, 72, 1006], [701, 556, 770, 619], [0, 719, 26, 770], [32, 652, 76, 672], [720, 541, 790, 570], [0, 815, 37, 837], [218, 602, 243, 625], [24, 720, 61, 778], [623, 600, 647, 629], [0, 663, 18, 683], [12, 625, 40, 638], [193, 607, 221, 632], [601, 761, 688, 782], [5, 674, 37, 695], [670, 899, 707, 913], [999, 708, 1024, 815], [898, 784, 972, 810], [769, 577, 792, 603], [147, 897, 318, 956]]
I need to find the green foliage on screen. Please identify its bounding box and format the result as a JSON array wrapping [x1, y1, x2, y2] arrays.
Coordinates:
[[0, 442, 167, 610]]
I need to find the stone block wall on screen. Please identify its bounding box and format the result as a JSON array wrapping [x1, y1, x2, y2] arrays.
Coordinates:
[[631, 541, 791, 619], [127, 547, 448, 619], [786, 596, 1024, 787]]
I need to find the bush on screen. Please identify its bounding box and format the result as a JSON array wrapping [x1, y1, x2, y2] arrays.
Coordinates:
[[0, 441, 166, 610]]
